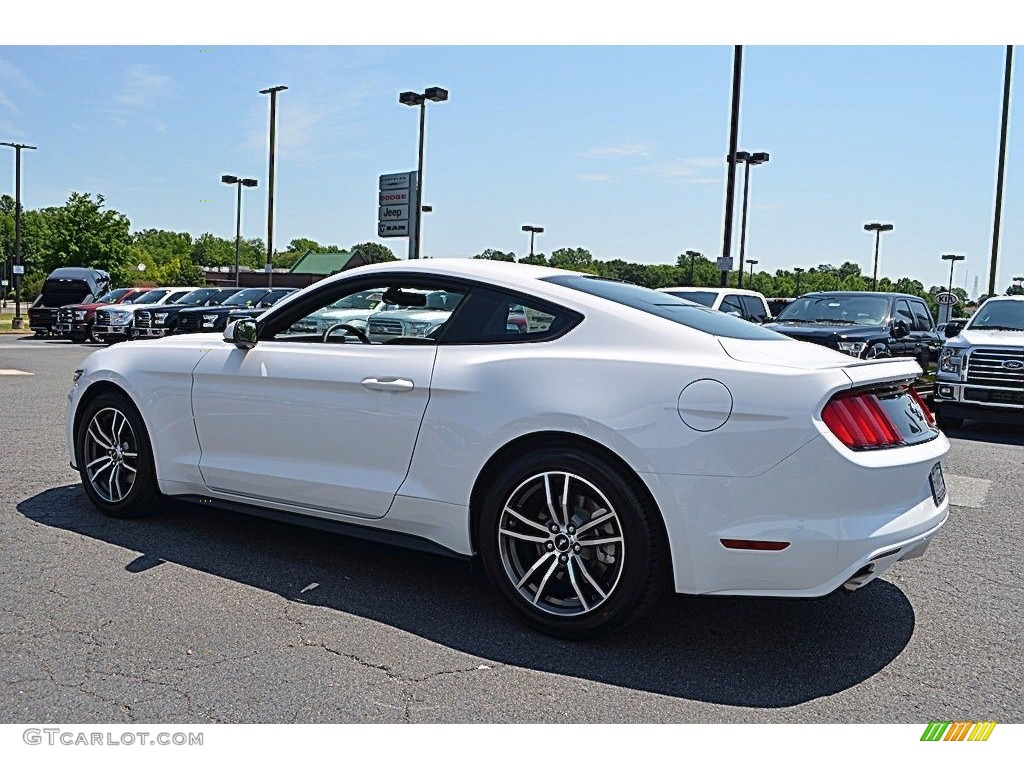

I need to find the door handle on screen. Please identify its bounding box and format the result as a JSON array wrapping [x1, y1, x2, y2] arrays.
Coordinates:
[[361, 377, 415, 392]]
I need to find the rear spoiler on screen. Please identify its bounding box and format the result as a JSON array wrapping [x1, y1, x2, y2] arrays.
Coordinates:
[[841, 358, 922, 389]]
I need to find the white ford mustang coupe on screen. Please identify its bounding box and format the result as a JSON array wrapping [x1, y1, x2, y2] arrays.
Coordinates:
[[67, 259, 949, 638]]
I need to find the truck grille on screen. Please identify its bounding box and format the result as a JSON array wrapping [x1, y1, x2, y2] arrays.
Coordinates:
[[965, 387, 1024, 406], [368, 318, 404, 337], [136, 311, 152, 328], [965, 347, 1024, 389], [177, 314, 200, 331], [95, 309, 112, 324]]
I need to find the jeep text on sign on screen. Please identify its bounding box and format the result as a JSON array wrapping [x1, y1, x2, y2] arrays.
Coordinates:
[[378, 205, 409, 221]]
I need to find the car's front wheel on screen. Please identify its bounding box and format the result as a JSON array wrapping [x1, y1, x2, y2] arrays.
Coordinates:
[[479, 447, 667, 639], [76, 391, 161, 518]]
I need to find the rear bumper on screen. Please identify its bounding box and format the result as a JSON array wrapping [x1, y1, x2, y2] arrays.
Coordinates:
[[642, 432, 950, 597]]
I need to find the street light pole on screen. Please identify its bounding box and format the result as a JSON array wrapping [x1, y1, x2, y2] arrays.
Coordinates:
[[747, 259, 758, 280], [794, 267, 805, 295], [942, 253, 966, 296], [522, 225, 544, 259], [1, 141, 37, 330], [864, 222, 894, 291], [720, 45, 743, 288], [400, 87, 448, 260], [221, 175, 258, 287], [685, 250, 701, 284], [733, 150, 769, 288], [259, 85, 287, 287], [989, 45, 1013, 297]]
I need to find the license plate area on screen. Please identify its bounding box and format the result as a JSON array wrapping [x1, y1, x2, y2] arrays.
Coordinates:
[[929, 462, 946, 506]]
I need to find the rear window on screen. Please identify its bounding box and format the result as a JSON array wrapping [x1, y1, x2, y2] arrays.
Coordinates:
[[662, 290, 717, 307], [544, 276, 786, 340], [41, 280, 91, 307]]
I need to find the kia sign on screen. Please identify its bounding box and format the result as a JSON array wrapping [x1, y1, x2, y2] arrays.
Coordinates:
[[936, 292, 959, 306], [377, 171, 419, 246]]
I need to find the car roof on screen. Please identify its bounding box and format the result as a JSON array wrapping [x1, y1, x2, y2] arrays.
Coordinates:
[[801, 291, 921, 300]]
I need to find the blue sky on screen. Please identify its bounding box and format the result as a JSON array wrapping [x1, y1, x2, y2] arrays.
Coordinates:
[[0, 45, 1020, 293]]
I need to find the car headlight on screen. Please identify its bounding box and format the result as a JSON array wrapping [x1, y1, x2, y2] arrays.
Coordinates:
[[153, 312, 170, 325], [112, 311, 133, 324], [74, 310, 87, 321], [837, 341, 867, 357], [201, 314, 220, 328], [405, 321, 432, 337], [939, 347, 964, 373]]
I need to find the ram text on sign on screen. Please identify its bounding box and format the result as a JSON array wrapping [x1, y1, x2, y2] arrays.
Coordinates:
[[379, 221, 411, 238]]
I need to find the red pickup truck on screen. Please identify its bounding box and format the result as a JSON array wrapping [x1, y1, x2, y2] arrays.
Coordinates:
[[54, 288, 148, 343]]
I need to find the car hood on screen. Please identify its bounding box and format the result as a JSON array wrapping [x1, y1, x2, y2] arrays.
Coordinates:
[[62, 302, 114, 311], [949, 328, 1024, 347], [763, 322, 883, 342]]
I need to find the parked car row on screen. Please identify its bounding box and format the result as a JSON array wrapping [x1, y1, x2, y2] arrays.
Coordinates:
[[25, 266, 298, 344]]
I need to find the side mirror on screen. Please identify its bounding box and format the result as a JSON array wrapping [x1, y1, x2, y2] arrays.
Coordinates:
[[944, 320, 965, 338], [225, 319, 258, 350], [893, 320, 910, 339]]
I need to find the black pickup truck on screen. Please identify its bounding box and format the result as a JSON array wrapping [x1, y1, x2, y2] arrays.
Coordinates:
[[28, 267, 111, 336]]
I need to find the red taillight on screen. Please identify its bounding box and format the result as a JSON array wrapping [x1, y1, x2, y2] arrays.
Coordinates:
[[822, 391, 904, 449], [907, 387, 936, 426]]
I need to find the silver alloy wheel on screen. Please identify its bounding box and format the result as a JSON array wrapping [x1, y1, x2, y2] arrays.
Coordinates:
[[498, 471, 625, 617], [83, 407, 139, 504], [864, 344, 890, 359]]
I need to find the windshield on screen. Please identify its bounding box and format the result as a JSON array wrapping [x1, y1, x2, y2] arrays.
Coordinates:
[[544, 275, 784, 340], [94, 288, 131, 304], [967, 299, 1024, 331], [133, 289, 169, 304], [257, 289, 294, 308], [775, 295, 889, 325], [208, 289, 242, 305], [177, 288, 219, 306], [662, 290, 718, 308], [223, 288, 268, 307]]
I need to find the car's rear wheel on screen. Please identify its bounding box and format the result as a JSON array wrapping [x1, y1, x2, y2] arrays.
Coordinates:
[[479, 447, 667, 639], [76, 391, 161, 518]]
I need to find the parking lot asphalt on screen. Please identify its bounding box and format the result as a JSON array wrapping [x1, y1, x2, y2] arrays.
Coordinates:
[[1, 337, 1021, 723]]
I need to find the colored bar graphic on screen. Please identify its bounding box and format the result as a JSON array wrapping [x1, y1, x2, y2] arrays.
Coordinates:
[[921, 720, 996, 741]]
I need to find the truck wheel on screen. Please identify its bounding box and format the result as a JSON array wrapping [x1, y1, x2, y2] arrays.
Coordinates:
[[937, 412, 964, 431]]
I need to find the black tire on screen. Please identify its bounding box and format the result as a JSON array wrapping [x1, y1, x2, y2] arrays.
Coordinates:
[[75, 390, 161, 518], [69, 334, 87, 344], [478, 447, 667, 640], [937, 412, 964, 431]]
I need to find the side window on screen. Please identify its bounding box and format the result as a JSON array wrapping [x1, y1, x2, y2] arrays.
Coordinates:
[[719, 295, 745, 317], [265, 283, 464, 344], [441, 287, 580, 344], [740, 295, 767, 322], [911, 301, 933, 331], [895, 299, 915, 327]]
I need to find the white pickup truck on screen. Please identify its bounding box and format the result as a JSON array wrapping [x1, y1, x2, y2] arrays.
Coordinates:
[[933, 295, 1024, 429]]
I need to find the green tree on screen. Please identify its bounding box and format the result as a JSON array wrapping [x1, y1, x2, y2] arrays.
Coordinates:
[[473, 248, 516, 262], [349, 242, 397, 264], [36, 193, 133, 285], [549, 247, 595, 272], [190, 233, 235, 268], [518, 252, 548, 266]]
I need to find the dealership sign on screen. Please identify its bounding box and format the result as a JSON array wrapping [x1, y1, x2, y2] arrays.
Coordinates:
[[935, 292, 959, 306], [378, 171, 419, 243]]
